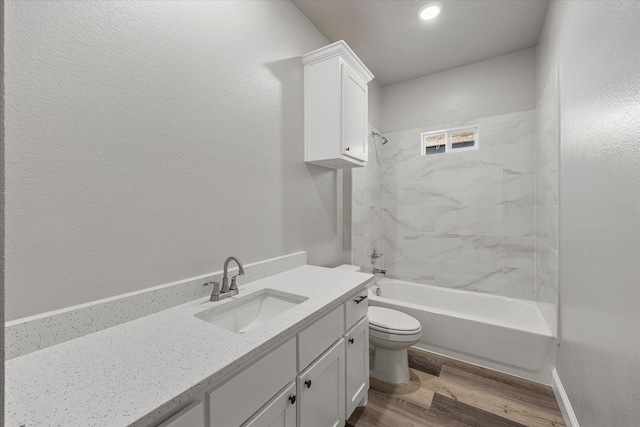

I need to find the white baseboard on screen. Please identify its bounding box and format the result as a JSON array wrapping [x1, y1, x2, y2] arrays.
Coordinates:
[[552, 368, 580, 427]]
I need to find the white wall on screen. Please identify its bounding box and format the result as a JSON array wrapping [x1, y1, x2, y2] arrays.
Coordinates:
[[537, 1, 640, 425], [1, 0, 5, 410], [5, 1, 338, 320], [368, 79, 383, 131], [381, 48, 536, 133]]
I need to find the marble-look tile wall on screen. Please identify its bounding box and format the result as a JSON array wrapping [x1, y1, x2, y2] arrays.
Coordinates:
[[352, 126, 384, 270], [380, 110, 538, 300], [535, 70, 560, 336]]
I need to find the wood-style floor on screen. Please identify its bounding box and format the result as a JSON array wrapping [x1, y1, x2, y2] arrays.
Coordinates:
[[346, 348, 565, 427]]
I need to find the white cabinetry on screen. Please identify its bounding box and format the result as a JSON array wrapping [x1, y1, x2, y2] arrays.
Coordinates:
[[345, 290, 368, 329], [341, 64, 368, 163], [207, 339, 296, 427], [173, 288, 370, 427], [242, 383, 296, 427], [345, 317, 369, 418], [297, 340, 345, 427], [297, 305, 344, 370], [302, 40, 374, 169]]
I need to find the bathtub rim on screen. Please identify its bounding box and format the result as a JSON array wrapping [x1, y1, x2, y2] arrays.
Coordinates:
[[369, 279, 553, 338]]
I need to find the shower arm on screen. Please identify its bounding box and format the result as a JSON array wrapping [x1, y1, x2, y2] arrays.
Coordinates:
[[371, 131, 388, 145]]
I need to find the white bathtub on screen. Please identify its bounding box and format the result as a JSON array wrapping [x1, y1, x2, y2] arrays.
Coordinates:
[[369, 278, 555, 384]]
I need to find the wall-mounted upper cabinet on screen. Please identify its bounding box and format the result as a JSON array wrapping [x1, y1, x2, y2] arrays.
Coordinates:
[[302, 41, 374, 169]]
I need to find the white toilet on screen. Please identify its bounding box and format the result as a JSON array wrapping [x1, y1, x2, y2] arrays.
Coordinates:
[[334, 264, 423, 386], [368, 306, 422, 385]]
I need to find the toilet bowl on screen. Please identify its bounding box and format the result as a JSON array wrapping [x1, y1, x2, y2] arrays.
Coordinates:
[[368, 306, 422, 385], [333, 264, 422, 385]]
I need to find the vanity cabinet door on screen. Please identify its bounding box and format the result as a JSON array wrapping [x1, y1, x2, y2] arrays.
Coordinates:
[[341, 62, 368, 163], [345, 316, 369, 419], [207, 338, 296, 427], [297, 339, 345, 427], [242, 382, 296, 427]]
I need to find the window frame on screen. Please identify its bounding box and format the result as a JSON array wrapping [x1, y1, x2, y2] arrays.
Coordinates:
[[420, 125, 479, 156]]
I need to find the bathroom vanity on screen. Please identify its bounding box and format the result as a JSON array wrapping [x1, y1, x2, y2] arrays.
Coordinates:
[[168, 288, 370, 427], [5, 265, 372, 427]]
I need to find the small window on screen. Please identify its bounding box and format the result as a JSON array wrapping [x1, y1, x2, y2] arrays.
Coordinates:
[[424, 133, 446, 155], [421, 126, 479, 156], [451, 130, 476, 149]]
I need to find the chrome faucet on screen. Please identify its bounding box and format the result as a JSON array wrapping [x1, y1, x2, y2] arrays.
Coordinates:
[[222, 256, 245, 293], [368, 248, 385, 275], [209, 256, 245, 302]]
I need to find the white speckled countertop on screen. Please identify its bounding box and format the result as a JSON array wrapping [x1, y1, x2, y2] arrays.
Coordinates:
[[6, 265, 373, 427]]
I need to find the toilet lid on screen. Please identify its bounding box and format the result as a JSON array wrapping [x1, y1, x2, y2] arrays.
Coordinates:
[[369, 306, 421, 333]]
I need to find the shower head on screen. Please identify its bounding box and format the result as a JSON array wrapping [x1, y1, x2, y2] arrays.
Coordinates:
[[371, 131, 388, 145]]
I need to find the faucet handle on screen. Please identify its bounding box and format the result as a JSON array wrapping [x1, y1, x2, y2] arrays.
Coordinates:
[[208, 281, 221, 301], [230, 275, 239, 292], [368, 248, 383, 264], [368, 248, 383, 258]]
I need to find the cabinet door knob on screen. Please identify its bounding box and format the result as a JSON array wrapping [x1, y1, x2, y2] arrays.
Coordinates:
[[354, 295, 368, 304], [345, 147, 350, 151], [349, 338, 354, 344], [305, 379, 312, 388], [289, 395, 296, 405]]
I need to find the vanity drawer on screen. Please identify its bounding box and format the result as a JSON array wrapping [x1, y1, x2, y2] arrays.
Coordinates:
[[345, 289, 368, 330], [298, 305, 344, 370], [207, 337, 296, 427]]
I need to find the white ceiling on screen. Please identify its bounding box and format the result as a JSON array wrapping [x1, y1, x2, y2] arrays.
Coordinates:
[[293, 0, 549, 86]]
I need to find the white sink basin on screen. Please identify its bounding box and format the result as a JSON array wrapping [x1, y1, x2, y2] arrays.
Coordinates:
[[195, 289, 308, 334]]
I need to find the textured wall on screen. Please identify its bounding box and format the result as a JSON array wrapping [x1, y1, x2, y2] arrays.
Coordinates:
[[1, 0, 5, 416], [381, 48, 536, 133], [537, 1, 640, 425], [5, 1, 337, 320], [368, 80, 383, 131]]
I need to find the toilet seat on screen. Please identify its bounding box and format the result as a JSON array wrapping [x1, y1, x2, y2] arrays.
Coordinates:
[[368, 306, 421, 334], [370, 324, 421, 335]]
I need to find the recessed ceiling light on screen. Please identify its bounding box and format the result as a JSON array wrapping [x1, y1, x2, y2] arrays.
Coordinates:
[[419, 4, 441, 21]]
